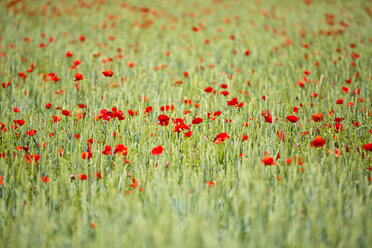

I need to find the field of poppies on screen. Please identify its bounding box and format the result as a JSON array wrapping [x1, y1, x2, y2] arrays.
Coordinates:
[[0, 0, 371, 247]]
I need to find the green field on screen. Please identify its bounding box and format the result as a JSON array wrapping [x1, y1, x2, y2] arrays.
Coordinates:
[[0, 0, 371, 247]]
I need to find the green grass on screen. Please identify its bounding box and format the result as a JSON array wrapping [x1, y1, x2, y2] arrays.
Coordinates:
[[0, 0, 371, 247]]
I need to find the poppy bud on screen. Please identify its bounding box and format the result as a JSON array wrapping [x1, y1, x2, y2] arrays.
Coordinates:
[[22, 145, 29, 152]]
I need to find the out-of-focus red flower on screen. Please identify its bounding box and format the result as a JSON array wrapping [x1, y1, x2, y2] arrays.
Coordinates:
[[312, 113, 324, 122], [145, 106, 153, 114], [82, 152, 92, 160], [27, 129, 37, 136], [214, 132, 230, 145], [41, 176, 50, 183], [128, 110, 137, 116], [227, 97, 238, 106], [362, 143, 372, 151], [62, 110, 72, 116], [192, 117, 203, 125], [102, 69, 113, 77], [102, 145, 112, 155], [114, 144, 128, 156], [310, 136, 326, 147], [261, 156, 276, 166], [14, 119, 25, 126], [158, 115, 170, 126], [25, 154, 40, 163], [286, 115, 299, 123], [184, 131, 193, 137], [130, 178, 138, 188], [207, 181, 215, 187], [74, 73, 84, 81], [65, 51, 73, 57], [78, 174, 87, 180], [204, 86, 213, 93], [152, 146, 163, 155]]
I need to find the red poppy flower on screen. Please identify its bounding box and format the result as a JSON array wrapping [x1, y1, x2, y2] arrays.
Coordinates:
[[204, 86, 213, 93], [128, 110, 137, 116], [41, 176, 50, 183], [214, 132, 230, 145], [334, 123, 343, 133], [152, 146, 163, 155], [25, 154, 40, 163], [62, 110, 72, 116], [192, 117, 203, 125], [336, 98, 343, 104], [362, 143, 372, 151], [0, 175, 3, 185], [45, 103, 51, 109], [82, 152, 92, 160], [73, 59, 81, 66], [96, 107, 125, 121], [158, 115, 170, 126], [312, 113, 324, 122], [145, 106, 153, 114], [213, 111, 222, 116], [1, 82, 11, 88], [227, 97, 238, 106], [114, 144, 128, 156], [310, 136, 326, 147], [184, 131, 193, 137], [262, 110, 273, 123], [33, 154, 41, 163], [65, 51, 73, 57], [15, 119, 25, 126], [334, 117, 344, 123], [130, 178, 138, 189], [74, 73, 84, 81], [27, 130, 37, 136], [78, 174, 87, 180], [102, 145, 112, 155], [207, 181, 215, 187], [286, 115, 299, 123], [160, 105, 174, 112], [242, 135, 249, 141], [261, 156, 276, 166], [174, 122, 190, 133], [18, 72, 27, 79], [264, 115, 272, 123], [102, 69, 113, 77]]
